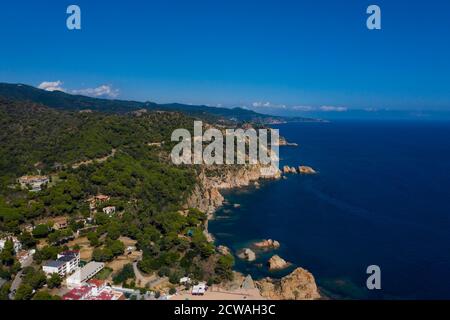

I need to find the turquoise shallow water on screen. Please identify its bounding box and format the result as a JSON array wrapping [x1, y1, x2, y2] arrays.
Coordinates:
[[209, 121, 450, 299]]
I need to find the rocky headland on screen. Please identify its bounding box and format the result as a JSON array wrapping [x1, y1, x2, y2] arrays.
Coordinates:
[[256, 267, 321, 300], [186, 164, 281, 215]]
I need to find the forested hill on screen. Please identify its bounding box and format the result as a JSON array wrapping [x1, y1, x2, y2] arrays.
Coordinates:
[[0, 82, 316, 124], [0, 97, 195, 181], [0, 96, 235, 288]]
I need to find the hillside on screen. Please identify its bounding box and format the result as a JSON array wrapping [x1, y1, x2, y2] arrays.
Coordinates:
[[0, 82, 316, 124], [0, 97, 235, 291], [0, 97, 195, 179]]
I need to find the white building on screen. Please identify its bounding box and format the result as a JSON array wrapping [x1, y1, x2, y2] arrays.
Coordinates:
[[66, 261, 105, 288], [0, 236, 22, 253], [42, 250, 80, 277], [16, 249, 35, 267], [192, 282, 207, 295], [179, 277, 191, 285], [102, 206, 116, 216], [63, 279, 125, 300]]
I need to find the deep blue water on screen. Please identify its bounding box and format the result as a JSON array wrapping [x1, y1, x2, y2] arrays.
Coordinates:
[[209, 121, 450, 299]]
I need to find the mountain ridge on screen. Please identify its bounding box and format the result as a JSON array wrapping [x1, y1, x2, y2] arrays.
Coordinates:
[[0, 82, 319, 124]]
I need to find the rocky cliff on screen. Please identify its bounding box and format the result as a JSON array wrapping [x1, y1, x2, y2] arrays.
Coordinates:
[[186, 164, 281, 215], [256, 267, 321, 300]]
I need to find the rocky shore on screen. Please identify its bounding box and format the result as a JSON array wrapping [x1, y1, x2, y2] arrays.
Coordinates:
[[185, 163, 321, 300], [186, 164, 281, 215]]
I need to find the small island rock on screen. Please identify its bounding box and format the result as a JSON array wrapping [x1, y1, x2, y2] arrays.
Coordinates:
[[298, 166, 317, 174], [254, 239, 281, 249], [268, 255, 290, 270], [238, 248, 256, 262]]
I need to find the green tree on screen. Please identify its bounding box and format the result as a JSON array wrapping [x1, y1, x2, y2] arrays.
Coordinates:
[[0, 239, 15, 266], [18, 232, 37, 249], [14, 284, 33, 300], [23, 269, 46, 290], [33, 246, 61, 263], [112, 263, 134, 285], [107, 239, 125, 257], [92, 247, 113, 262], [32, 224, 51, 238], [87, 232, 100, 247], [33, 291, 61, 300], [215, 254, 235, 281], [0, 282, 11, 300], [46, 273, 62, 289]]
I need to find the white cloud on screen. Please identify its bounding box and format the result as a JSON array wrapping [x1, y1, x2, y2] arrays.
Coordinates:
[[252, 101, 286, 109], [291, 105, 314, 111], [38, 81, 66, 92], [319, 106, 347, 112], [72, 85, 119, 98]]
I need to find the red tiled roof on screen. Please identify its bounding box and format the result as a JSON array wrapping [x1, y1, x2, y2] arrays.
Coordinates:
[[90, 291, 114, 300], [62, 284, 124, 301], [62, 286, 93, 300], [87, 279, 105, 288]]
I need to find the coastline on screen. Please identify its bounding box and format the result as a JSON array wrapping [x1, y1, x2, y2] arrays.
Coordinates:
[[185, 162, 322, 300]]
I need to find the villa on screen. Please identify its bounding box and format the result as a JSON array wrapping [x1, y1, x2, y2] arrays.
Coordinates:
[[17, 175, 50, 192], [87, 195, 111, 213], [53, 218, 69, 230]]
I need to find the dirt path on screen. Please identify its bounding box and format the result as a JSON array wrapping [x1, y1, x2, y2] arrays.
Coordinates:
[[72, 148, 116, 169], [133, 261, 157, 287]]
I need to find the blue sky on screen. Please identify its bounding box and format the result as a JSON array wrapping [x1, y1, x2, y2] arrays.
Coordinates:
[[0, 0, 449, 115]]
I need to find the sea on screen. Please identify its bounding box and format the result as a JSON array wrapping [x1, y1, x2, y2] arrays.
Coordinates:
[[208, 120, 450, 299]]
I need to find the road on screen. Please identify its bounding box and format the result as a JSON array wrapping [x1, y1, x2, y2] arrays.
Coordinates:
[[132, 261, 167, 288], [9, 255, 33, 300]]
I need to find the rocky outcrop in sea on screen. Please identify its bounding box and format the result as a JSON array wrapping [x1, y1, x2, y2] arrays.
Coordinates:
[[267, 255, 290, 270], [254, 239, 281, 249]]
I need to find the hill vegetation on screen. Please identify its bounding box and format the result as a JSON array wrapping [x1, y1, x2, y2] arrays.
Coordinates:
[[0, 97, 235, 295]]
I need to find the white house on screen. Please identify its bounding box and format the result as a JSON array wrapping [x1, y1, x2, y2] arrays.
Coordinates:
[[66, 261, 105, 288], [192, 282, 207, 295], [0, 236, 22, 253], [16, 249, 35, 267], [179, 277, 191, 285]]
